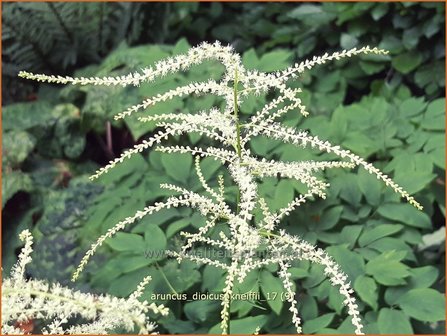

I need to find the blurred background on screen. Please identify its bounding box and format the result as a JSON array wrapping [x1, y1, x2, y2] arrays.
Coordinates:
[[2, 2, 445, 334]]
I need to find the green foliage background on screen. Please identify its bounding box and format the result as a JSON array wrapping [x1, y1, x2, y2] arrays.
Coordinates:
[[2, 2, 445, 334]]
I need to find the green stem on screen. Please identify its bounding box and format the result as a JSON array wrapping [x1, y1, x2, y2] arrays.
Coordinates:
[[225, 67, 243, 335], [233, 67, 241, 216], [233, 68, 242, 159]]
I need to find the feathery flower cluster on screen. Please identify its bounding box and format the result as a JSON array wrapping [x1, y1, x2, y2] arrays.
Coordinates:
[[2, 230, 168, 334], [20, 41, 422, 334]]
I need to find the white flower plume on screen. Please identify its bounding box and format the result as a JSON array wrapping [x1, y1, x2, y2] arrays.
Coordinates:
[[19, 41, 423, 335], [2, 230, 168, 335]]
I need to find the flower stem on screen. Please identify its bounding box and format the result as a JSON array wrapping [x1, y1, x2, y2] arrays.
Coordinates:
[[233, 68, 241, 159], [223, 67, 243, 335]]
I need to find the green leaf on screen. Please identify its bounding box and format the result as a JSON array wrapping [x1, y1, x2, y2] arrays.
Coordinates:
[[326, 245, 365, 282], [378, 308, 413, 334], [377, 203, 431, 229], [199, 156, 222, 180], [106, 232, 145, 252], [328, 285, 344, 314], [297, 36, 317, 57], [2, 171, 33, 207], [359, 224, 404, 247], [428, 147, 445, 169], [251, 137, 280, 156], [421, 98, 445, 131], [3, 131, 36, 166], [342, 132, 378, 158], [271, 180, 295, 211], [132, 208, 180, 232], [242, 48, 259, 69], [98, 153, 147, 184], [338, 174, 362, 206], [391, 52, 422, 74], [415, 62, 444, 91], [172, 38, 191, 55], [288, 267, 308, 279], [367, 237, 413, 261], [160, 260, 200, 293], [2, 101, 53, 131], [402, 27, 421, 50], [114, 255, 153, 273], [161, 153, 192, 184], [288, 4, 335, 25], [184, 300, 220, 324], [260, 270, 284, 315], [144, 225, 167, 260], [108, 268, 149, 297], [354, 275, 378, 311], [338, 225, 363, 248], [315, 206, 343, 231], [125, 98, 184, 140], [393, 171, 435, 195], [166, 218, 190, 238], [384, 266, 440, 305], [397, 288, 446, 322], [340, 33, 358, 49], [299, 294, 318, 320], [359, 61, 385, 75], [399, 97, 427, 118], [357, 165, 382, 206], [209, 315, 267, 334], [371, 3, 389, 20], [409, 266, 439, 288], [257, 50, 292, 72], [202, 264, 225, 292], [366, 251, 410, 286], [379, 35, 403, 53], [303, 313, 335, 334]]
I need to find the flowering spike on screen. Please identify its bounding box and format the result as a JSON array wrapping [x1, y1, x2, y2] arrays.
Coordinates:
[[19, 41, 420, 335]]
